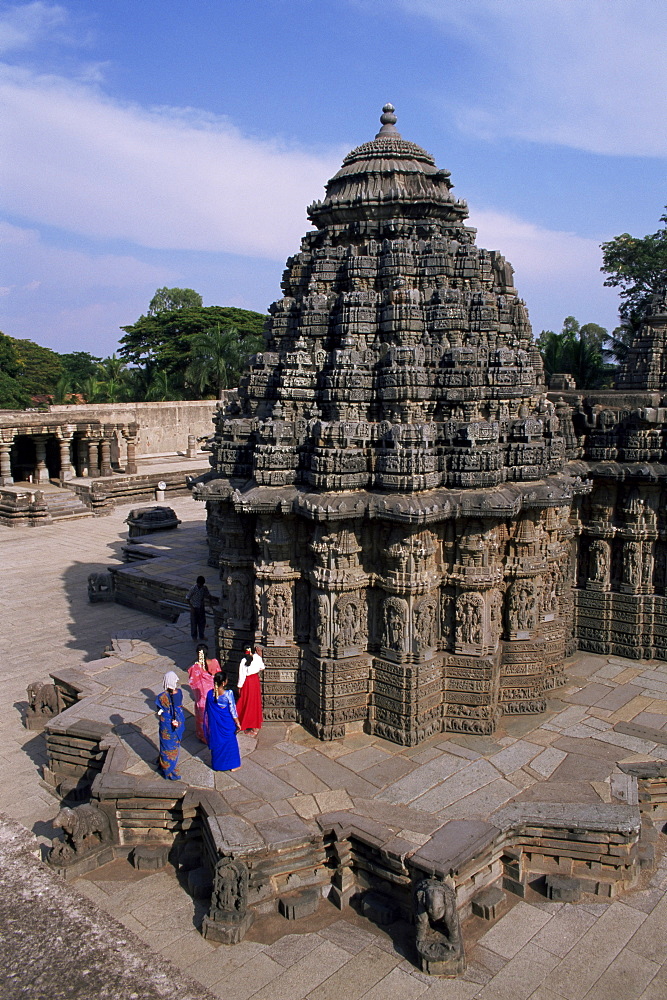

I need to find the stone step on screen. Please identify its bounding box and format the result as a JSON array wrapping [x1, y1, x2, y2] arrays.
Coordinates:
[[42, 490, 92, 520]]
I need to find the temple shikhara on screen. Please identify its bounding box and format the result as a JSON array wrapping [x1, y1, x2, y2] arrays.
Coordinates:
[[194, 105, 589, 744]]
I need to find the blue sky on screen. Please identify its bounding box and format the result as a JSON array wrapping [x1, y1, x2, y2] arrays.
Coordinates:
[[0, 0, 665, 356]]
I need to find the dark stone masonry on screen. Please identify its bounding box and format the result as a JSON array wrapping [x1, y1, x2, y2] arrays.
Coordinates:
[[194, 104, 587, 745]]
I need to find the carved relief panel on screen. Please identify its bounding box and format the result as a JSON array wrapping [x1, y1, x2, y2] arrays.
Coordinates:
[[506, 580, 538, 639], [381, 596, 408, 659]]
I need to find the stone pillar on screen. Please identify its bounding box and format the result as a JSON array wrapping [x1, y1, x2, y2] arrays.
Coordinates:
[[0, 440, 13, 485], [34, 435, 50, 484], [99, 437, 112, 478], [57, 429, 74, 481], [187, 434, 197, 459], [123, 438, 136, 474], [87, 439, 101, 478], [123, 422, 139, 474]]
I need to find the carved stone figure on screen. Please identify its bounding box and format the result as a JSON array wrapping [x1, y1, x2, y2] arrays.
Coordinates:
[[508, 582, 536, 633], [456, 593, 483, 647], [203, 857, 254, 944], [25, 680, 61, 729], [589, 540, 610, 585], [383, 598, 407, 652], [623, 542, 642, 588], [48, 804, 112, 864], [264, 584, 293, 638], [414, 597, 437, 650], [334, 596, 364, 650], [413, 877, 465, 976]]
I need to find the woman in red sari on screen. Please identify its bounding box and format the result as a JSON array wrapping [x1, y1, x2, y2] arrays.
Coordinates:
[[236, 645, 265, 736], [188, 643, 219, 742]]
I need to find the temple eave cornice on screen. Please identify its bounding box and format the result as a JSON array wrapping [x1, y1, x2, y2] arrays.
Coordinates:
[[195, 474, 582, 522]]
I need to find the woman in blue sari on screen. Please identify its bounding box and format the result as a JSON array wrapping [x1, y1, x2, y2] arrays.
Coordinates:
[[204, 671, 241, 771], [155, 671, 185, 780]]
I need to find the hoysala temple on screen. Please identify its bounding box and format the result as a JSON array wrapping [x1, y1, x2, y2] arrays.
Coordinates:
[[20, 108, 667, 976], [193, 105, 603, 745]]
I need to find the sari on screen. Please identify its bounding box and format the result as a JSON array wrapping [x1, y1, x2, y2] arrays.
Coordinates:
[[155, 689, 185, 780], [204, 688, 241, 771], [236, 652, 265, 732], [188, 660, 218, 741]]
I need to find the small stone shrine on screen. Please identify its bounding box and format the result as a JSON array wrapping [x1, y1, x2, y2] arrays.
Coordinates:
[[194, 106, 588, 744]]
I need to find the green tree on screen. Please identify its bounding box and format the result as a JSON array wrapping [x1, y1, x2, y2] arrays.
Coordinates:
[[9, 337, 63, 398], [0, 332, 29, 408], [95, 354, 130, 403], [603, 324, 635, 366], [601, 208, 667, 324], [185, 324, 263, 398], [536, 317, 612, 390], [148, 286, 204, 316], [81, 376, 101, 403], [144, 369, 183, 402], [119, 298, 267, 397], [58, 351, 101, 391], [52, 375, 74, 404]]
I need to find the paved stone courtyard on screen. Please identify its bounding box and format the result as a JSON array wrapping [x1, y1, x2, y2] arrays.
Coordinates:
[[2, 496, 667, 999]]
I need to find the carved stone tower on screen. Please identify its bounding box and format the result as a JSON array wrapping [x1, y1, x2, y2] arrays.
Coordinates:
[[195, 106, 585, 744]]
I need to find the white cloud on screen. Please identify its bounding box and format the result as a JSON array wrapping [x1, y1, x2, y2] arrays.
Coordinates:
[[471, 209, 603, 283], [470, 208, 620, 332], [395, 0, 667, 157], [0, 221, 171, 290], [0, 64, 342, 260], [0, 1, 67, 54]]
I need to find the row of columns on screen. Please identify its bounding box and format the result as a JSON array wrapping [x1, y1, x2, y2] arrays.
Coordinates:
[[0, 423, 138, 485]]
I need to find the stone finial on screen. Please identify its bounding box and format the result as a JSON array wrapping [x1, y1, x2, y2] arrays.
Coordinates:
[[376, 103, 401, 138]]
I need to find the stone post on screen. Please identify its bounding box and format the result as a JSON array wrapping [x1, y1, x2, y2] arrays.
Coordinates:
[[57, 428, 74, 481], [87, 439, 101, 478], [34, 435, 50, 484], [0, 439, 13, 485], [187, 434, 197, 459]]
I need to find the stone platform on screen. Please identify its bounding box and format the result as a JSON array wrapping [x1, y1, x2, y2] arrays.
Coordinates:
[[2, 498, 667, 998]]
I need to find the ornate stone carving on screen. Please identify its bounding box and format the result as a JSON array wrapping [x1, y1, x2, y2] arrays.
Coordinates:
[[455, 592, 484, 649], [25, 680, 61, 729], [203, 858, 254, 944], [413, 877, 465, 976], [382, 596, 408, 654], [193, 105, 588, 742], [48, 804, 112, 865], [414, 595, 438, 651]]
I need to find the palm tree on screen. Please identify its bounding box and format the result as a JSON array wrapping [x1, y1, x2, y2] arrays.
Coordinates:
[[81, 376, 101, 403], [185, 325, 240, 398], [96, 354, 131, 403], [144, 369, 183, 402], [52, 375, 73, 404], [603, 323, 637, 366]]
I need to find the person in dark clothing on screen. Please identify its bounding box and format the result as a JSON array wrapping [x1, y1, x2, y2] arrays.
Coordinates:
[[186, 575, 213, 642]]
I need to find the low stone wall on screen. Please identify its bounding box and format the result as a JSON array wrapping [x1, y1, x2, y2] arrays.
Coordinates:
[[45, 400, 223, 458], [66, 466, 208, 515], [0, 486, 51, 526]]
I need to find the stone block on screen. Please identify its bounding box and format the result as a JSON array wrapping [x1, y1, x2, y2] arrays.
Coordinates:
[[278, 887, 320, 920], [472, 885, 506, 920], [545, 874, 582, 902], [202, 909, 254, 944], [130, 844, 170, 870]]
